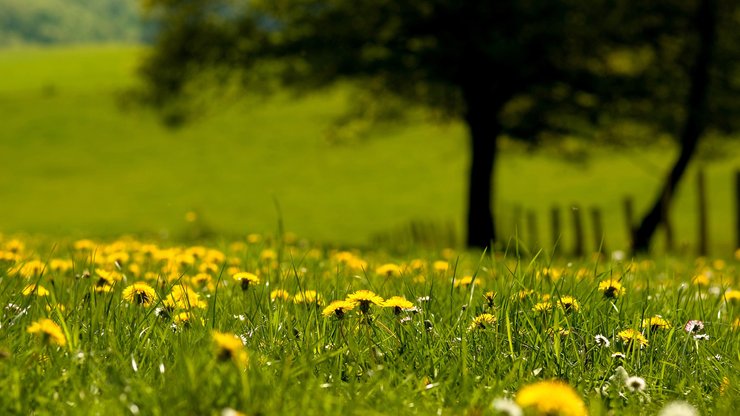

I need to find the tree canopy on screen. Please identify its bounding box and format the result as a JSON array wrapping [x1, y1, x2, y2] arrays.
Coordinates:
[[139, 0, 740, 252]]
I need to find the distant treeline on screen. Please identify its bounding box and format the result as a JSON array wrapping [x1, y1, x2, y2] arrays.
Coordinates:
[[0, 0, 152, 45]]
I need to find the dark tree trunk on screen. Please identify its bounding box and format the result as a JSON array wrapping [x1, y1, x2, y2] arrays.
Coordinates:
[[462, 87, 503, 249], [631, 0, 717, 254]]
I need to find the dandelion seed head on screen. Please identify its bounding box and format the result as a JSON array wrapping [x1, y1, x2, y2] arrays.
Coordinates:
[[491, 398, 522, 416], [625, 376, 646, 393], [657, 401, 699, 416]]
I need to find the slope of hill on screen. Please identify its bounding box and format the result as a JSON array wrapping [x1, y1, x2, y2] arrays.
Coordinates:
[[0, 0, 144, 46]]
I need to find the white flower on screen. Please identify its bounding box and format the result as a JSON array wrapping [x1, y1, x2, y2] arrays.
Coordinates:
[[609, 366, 629, 383], [491, 398, 523, 416], [693, 334, 710, 340], [657, 401, 699, 416], [683, 320, 704, 333], [625, 376, 646, 392], [594, 334, 611, 347]]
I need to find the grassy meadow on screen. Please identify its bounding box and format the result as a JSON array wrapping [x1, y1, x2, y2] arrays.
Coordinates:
[[1, 45, 739, 254], [0, 45, 740, 415], [0, 236, 738, 415]]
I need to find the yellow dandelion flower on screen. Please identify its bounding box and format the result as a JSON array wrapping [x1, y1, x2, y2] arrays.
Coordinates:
[[173, 312, 203, 328], [49, 259, 73, 273], [22, 284, 50, 297], [723, 290, 740, 304], [0, 250, 19, 263], [270, 289, 291, 301], [45, 303, 66, 313], [407, 259, 426, 272], [558, 296, 580, 313], [19, 260, 45, 278], [469, 313, 497, 331], [532, 301, 552, 313], [322, 300, 355, 318], [27, 319, 66, 347], [598, 279, 626, 299], [376, 263, 401, 277], [163, 285, 206, 310], [107, 251, 130, 266], [692, 274, 710, 286], [232, 272, 260, 290], [293, 290, 323, 305], [191, 272, 213, 288], [513, 289, 535, 301], [259, 249, 277, 262], [483, 291, 495, 308], [122, 282, 157, 307], [454, 275, 482, 288], [96, 268, 123, 284], [383, 296, 414, 315], [516, 380, 587, 416], [432, 260, 449, 272], [617, 328, 649, 349], [538, 267, 564, 281], [732, 318, 740, 330], [5, 239, 25, 253], [346, 290, 384, 313], [642, 315, 671, 331], [212, 331, 248, 368]]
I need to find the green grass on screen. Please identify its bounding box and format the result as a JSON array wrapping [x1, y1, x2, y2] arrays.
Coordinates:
[[0, 236, 738, 415], [0, 45, 739, 254]]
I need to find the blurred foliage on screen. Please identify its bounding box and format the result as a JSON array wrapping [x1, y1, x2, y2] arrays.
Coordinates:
[[137, 0, 740, 144]]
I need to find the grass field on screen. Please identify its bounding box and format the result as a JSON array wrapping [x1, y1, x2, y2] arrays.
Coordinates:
[[0, 45, 739, 254], [1, 44, 740, 415], [0, 235, 738, 415]]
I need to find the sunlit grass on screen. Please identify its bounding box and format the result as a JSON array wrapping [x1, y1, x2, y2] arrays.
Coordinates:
[[0, 234, 738, 415], [1, 45, 739, 252]]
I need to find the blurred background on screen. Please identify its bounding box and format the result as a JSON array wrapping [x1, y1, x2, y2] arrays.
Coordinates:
[[0, 0, 738, 255]]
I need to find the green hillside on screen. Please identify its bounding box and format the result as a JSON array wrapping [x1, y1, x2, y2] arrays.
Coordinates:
[[0, 0, 143, 46], [0, 45, 738, 253]]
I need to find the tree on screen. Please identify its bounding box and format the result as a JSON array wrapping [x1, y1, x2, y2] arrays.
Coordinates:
[[139, 0, 594, 248], [138, 0, 739, 251], [630, 0, 740, 253]]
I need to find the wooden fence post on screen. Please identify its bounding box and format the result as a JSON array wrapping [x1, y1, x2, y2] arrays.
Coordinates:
[[571, 205, 584, 257], [551, 205, 561, 255], [591, 206, 606, 254], [697, 169, 708, 256]]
